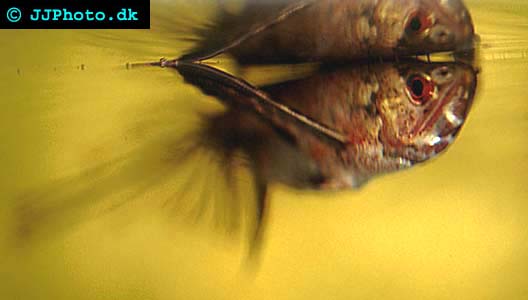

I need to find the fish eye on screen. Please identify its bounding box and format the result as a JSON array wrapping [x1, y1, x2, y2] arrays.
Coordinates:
[[406, 12, 431, 34], [409, 16, 422, 31], [407, 74, 434, 105]]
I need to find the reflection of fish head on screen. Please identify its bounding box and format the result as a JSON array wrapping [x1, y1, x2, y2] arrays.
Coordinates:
[[377, 62, 477, 164], [397, 0, 475, 54]]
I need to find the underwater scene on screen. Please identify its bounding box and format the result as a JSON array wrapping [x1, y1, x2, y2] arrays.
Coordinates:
[[1, 0, 527, 299]]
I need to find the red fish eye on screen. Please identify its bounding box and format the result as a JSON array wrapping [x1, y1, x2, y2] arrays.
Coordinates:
[[407, 75, 433, 104], [407, 13, 431, 33]]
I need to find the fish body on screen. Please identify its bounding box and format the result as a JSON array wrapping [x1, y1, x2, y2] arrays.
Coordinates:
[[175, 60, 477, 190], [182, 0, 475, 63], [159, 45, 478, 257], [258, 62, 477, 189]]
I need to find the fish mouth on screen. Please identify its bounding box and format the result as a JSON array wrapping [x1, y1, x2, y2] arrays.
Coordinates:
[[412, 75, 461, 138], [422, 30, 476, 56], [431, 0, 475, 49], [397, 0, 475, 58], [398, 28, 476, 53], [377, 62, 477, 166], [408, 65, 476, 162], [454, 33, 477, 52]]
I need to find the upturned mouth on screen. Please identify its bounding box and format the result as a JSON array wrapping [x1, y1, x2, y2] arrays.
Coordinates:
[[412, 76, 461, 137], [411, 65, 476, 153]]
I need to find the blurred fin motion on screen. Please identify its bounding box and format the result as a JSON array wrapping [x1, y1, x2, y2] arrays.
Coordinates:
[[12, 109, 270, 259], [13, 58, 478, 263]]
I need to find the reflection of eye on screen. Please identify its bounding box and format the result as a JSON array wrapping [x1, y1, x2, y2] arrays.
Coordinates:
[[407, 75, 434, 105], [406, 13, 431, 34]]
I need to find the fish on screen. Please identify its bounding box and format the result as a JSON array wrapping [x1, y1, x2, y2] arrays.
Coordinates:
[[179, 0, 476, 64], [12, 59, 477, 262], [168, 59, 478, 257], [175, 60, 478, 189]]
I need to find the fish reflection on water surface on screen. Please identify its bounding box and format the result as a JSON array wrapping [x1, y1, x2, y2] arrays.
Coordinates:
[[181, 0, 475, 63], [13, 0, 478, 259]]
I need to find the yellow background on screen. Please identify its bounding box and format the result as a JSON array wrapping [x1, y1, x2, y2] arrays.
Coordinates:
[[1, 0, 527, 299]]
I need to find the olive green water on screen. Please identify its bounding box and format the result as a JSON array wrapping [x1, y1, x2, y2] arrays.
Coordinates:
[[1, 1, 527, 299]]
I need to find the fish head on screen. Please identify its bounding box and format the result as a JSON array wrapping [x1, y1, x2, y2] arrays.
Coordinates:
[[376, 62, 477, 164], [259, 62, 476, 191], [398, 0, 475, 54]]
